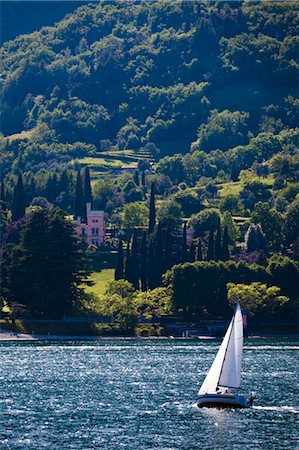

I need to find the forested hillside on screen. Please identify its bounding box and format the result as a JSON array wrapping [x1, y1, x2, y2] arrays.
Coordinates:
[[1, 0, 298, 174]]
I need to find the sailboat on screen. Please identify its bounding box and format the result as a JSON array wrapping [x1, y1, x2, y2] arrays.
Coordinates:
[[196, 304, 255, 409]]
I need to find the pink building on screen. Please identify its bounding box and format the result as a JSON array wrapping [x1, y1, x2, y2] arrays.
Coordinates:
[[74, 202, 105, 247]]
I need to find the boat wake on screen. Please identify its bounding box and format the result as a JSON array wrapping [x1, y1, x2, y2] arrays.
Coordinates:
[[253, 405, 299, 414]]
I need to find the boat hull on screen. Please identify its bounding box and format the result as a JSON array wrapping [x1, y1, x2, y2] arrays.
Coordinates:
[[196, 393, 250, 409]]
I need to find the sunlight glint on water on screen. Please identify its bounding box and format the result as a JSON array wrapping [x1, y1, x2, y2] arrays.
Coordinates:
[[0, 338, 298, 449]]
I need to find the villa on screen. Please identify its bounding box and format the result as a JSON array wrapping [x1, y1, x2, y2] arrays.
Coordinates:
[[74, 202, 105, 247]]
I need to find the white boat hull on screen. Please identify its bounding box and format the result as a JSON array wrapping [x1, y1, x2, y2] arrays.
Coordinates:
[[196, 393, 251, 409]]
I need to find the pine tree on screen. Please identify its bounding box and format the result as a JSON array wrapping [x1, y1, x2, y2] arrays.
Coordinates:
[[74, 170, 84, 221], [148, 182, 156, 233], [12, 173, 25, 222], [182, 222, 187, 262], [207, 227, 215, 261], [221, 226, 230, 261], [83, 167, 93, 206], [115, 239, 124, 280], [140, 231, 147, 291], [214, 219, 222, 261], [130, 229, 139, 289], [189, 241, 196, 262], [196, 238, 203, 261]]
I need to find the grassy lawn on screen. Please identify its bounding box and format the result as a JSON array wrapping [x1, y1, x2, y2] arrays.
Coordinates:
[[218, 181, 243, 197], [84, 268, 114, 297]]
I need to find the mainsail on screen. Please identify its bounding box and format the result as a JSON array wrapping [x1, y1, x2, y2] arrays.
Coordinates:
[[198, 304, 244, 395]]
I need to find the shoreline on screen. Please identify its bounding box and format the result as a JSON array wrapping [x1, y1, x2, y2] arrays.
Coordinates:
[[0, 330, 298, 341]]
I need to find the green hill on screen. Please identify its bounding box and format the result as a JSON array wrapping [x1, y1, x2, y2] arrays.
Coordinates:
[[0, 0, 298, 175]]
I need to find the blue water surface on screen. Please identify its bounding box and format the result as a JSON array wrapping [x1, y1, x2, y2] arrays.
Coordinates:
[[0, 338, 298, 449]]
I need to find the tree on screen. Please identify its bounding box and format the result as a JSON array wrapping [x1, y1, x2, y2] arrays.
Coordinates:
[[214, 219, 222, 261], [221, 211, 240, 246], [227, 282, 289, 318], [0, 180, 8, 244], [12, 174, 25, 222], [189, 241, 196, 262], [147, 237, 156, 290], [207, 227, 215, 261], [122, 202, 149, 228], [244, 223, 266, 252], [140, 231, 147, 291], [99, 280, 138, 332], [74, 170, 84, 221], [115, 239, 124, 280], [221, 226, 230, 261], [124, 240, 131, 282], [6, 208, 91, 318], [134, 170, 140, 186], [135, 287, 172, 320], [155, 222, 164, 287], [182, 222, 187, 262], [83, 166, 93, 207], [196, 238, 203, 261], [285, 198, 299, 245], [130, 229, 139, 290], [148, 182, 156, 233], [251, 202, 283, 251], [157, 200, 183, 228], [219, 193, 243, 215]]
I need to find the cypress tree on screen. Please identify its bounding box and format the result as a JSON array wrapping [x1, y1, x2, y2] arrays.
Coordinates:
[[84, 167, 93, 207], [182, 222, 187, 262], [115, 239, 124, 280], [134, 170, 140, 186], [207, 227, 215, 261], [12, 173, 25, 222], [189, 241, 196, 262], [59, 170, 69, 194], [74, 170, 84, 221], [221, 226, 230, 261], [148, 182, 156, 233], [140, 231, 147, 291], [155, 222, 163, 287], [130, 229, 139, 289], [147, 237, 156, 289], [141, 171, 146, 187], [0, 180, 8, 244], [214, 219, 222, 261], [196, 238, 203, 261], [124, 240, 131, 282], [164, 224, 173, 271]]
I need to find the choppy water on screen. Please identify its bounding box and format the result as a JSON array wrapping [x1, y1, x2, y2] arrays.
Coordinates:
[[0, 338, 298, 450]]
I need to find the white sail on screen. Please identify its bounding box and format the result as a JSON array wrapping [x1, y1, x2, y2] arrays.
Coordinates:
[[198, 304, 243, 395]]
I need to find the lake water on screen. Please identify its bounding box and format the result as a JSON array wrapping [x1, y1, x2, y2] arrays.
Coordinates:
[[0, 338, 298, 449]]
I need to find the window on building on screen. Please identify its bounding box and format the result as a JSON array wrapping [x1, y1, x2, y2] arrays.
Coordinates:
[[92, 228, 99, 236], [81, 228, 86, 235]]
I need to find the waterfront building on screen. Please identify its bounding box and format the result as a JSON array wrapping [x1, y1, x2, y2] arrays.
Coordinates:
[[74, 202, 105, 247]]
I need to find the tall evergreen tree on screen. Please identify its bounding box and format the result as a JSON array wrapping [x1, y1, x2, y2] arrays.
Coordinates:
[[221, 226, 230, 261], [196, 238, 203, 261], [124, 240, 131, 282], [141, 171, 146, 187], [74, 170, 84, 221], [155, 222, 163, 287], [148, 182, 156, 233], [207, 227, 215, 261], [140, 231, 147, 291], [59, 170, 69, 194], [182, 222, 187, 262], [83, 167, 93, 206], [189, 241, 196, 262], [134, 170, 140, 186], [0, 180, 8, 244], [130, 229, 139, 289], [164, 225, 173, 271], [115, 239, 124, 280], [12, 173, 25, 222], [214, 219, 222, 261], [147, 237, 156, 290]]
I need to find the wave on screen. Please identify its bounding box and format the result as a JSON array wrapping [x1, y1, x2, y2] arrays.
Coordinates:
[[253, 405, 299, 414]]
